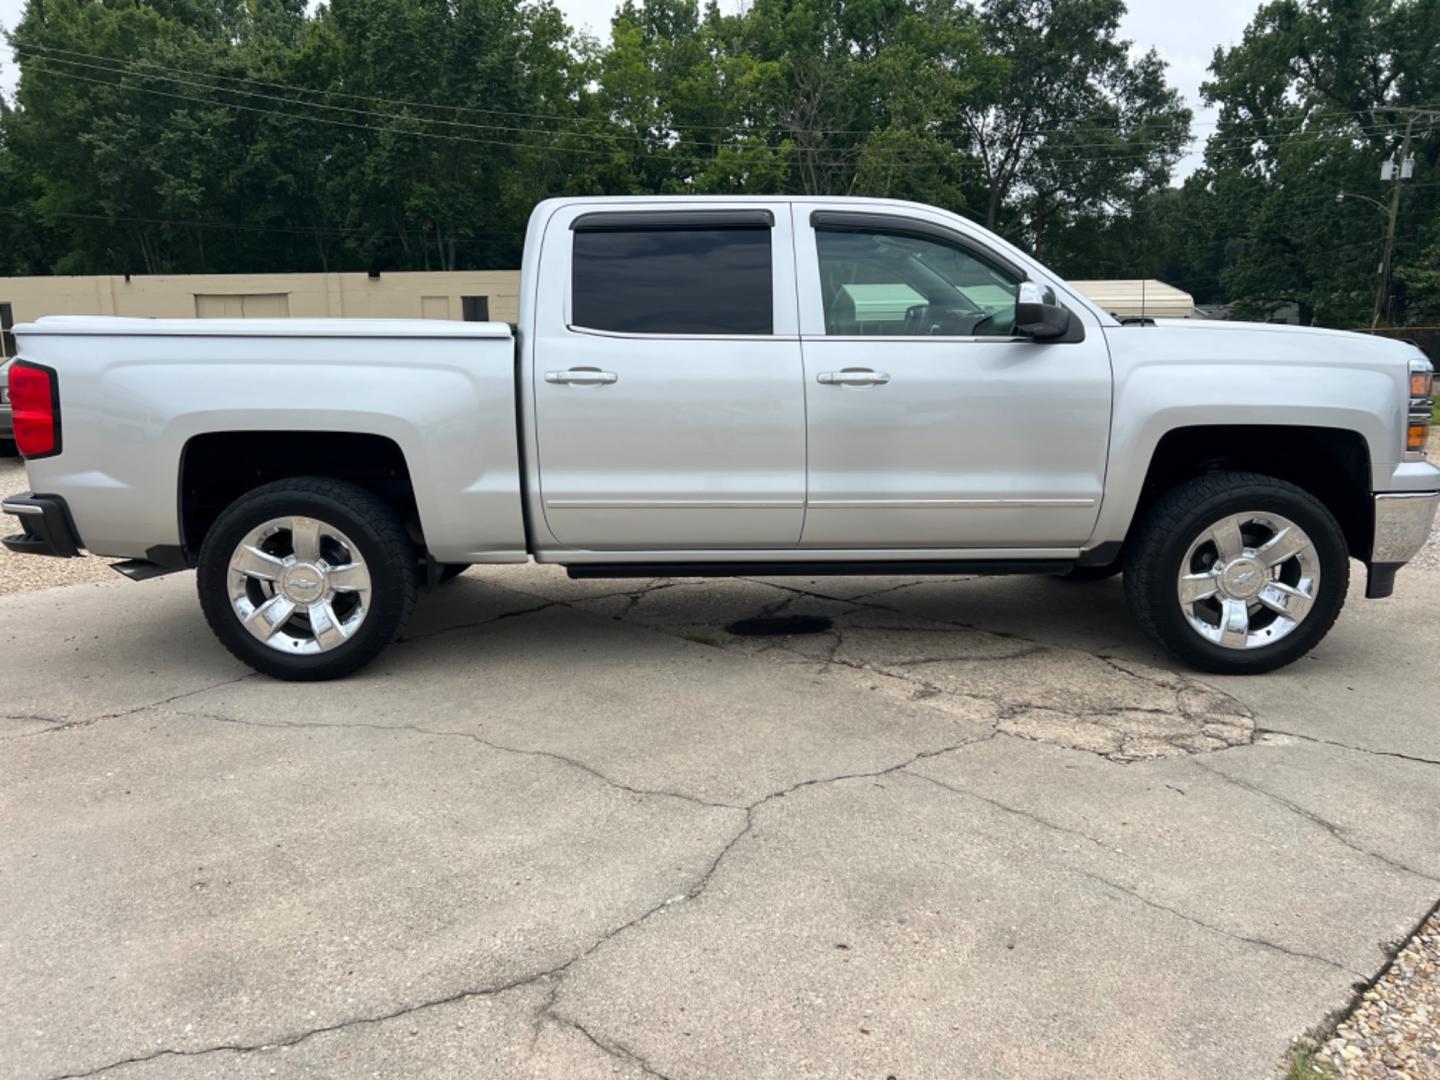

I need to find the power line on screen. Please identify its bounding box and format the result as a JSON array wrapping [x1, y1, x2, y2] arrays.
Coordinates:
[[14, 60, 630, 159], [15, 47, 1192, 161], [19, 52, 1427, 175], [0, 205, 529, 247], [17, 40, 1211, 141], [17, 41, 1434, 158]]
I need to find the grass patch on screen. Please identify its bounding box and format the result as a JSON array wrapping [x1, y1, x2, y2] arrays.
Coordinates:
[[1282, 1049, 1332, 1080]]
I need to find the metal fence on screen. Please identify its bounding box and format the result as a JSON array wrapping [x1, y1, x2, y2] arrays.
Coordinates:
[[1360, 326, 1440, 365]]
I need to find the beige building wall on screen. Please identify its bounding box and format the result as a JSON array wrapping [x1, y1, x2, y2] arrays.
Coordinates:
[[0, 270, 523, 357], [1066, 279, 1196, 319]]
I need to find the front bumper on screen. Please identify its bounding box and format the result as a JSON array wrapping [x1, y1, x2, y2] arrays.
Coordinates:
[[1367, 491, 1439, 598], [2, 493, 83, 557]]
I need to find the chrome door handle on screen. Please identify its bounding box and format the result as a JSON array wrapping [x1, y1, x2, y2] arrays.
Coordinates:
[[817, 369, 890, 386], [546, 367, 618, 385]]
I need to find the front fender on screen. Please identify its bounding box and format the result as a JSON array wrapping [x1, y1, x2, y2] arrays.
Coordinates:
[[1090, 327, 1408, 547]]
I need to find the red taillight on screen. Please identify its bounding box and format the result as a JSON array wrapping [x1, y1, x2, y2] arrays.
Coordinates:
[[9, 362, 60, 458]]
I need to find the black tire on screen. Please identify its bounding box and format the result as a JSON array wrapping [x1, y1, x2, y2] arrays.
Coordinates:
[[1123, 470, 1349, 675], [197, 477, 417, 681], [0, 439, 17, 457], [1055, 561, 1122, 582]]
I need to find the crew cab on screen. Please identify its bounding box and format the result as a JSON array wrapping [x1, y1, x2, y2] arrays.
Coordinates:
[[3, 196, 1436, 680]]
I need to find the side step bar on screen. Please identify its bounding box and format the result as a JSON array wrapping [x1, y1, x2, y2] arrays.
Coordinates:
[[567, 559, 1075, 579]]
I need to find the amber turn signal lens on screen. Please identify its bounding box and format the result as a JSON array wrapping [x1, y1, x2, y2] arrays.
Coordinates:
[[1412, 371, 1434, 398], [1409, 423, 1431, 452]]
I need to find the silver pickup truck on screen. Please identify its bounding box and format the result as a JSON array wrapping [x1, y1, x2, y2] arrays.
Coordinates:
[[4, 196, 1436, 680]]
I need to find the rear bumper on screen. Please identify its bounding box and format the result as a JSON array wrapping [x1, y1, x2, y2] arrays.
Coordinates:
[[2, 492, 84, 557], [1367, 491, 1438, 598]]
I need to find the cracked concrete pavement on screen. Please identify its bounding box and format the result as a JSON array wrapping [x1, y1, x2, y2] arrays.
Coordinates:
[[2, 553, 1438, 1079]]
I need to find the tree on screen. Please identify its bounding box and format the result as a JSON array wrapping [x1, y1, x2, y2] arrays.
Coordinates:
[[1198, 0, 1440, 325], [956, 0, 1190, 257], [0, 0, 1197, 279]]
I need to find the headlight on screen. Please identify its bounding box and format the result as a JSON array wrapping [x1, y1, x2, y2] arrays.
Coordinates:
[[1408, 358, 1434, 458]]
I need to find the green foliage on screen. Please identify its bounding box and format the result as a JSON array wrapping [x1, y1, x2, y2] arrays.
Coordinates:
[[0, 0, 1191, 276], [1282, 1048, 1333, 1080], [1187, 0, 1440, 326], [0, 0, 1435, 329]]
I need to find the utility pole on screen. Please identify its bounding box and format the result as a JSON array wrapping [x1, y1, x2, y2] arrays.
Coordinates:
[[1372, 108, 1440, 327]]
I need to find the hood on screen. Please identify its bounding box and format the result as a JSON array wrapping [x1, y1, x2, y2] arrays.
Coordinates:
[[1106, 318, 1427, 372]]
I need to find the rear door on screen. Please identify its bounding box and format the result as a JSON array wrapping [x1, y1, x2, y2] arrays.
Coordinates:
[[531, 203, 806, 550]]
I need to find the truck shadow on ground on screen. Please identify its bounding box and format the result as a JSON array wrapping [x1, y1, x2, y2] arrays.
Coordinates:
[[402, 570, 1257, 765]]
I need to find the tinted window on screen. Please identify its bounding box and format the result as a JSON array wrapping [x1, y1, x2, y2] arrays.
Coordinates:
[[572, 227, 773, 335], [816, 228, 1020, 337]]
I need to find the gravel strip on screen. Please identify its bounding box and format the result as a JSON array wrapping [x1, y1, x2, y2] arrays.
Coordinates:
[[1318, 912, 1440, 1079], [0, 457, 119, 595]]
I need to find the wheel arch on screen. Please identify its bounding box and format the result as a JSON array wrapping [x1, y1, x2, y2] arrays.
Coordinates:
[[178, 430, 421, 562], [1108, 424, 1374, 562]]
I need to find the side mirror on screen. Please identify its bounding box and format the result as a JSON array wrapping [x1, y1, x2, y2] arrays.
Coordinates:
[[1014, 281, 1071, 340]]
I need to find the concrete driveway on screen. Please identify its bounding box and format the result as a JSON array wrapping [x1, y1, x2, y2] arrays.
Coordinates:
[[2, 554, 1438, 1079]]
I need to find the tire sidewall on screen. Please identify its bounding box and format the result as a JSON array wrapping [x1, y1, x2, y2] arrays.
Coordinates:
[[197, 484, 412, 680], [1135, 480, 1349, 674]]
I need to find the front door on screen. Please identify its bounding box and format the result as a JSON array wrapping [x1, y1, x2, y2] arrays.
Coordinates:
[[795, 208, 1112, 550], [532, 204, 806, 550]]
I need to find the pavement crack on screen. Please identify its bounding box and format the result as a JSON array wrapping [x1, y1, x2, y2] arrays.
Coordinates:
[[841, 576, 975, 601], [548, 1011, 680, 1079], [20, 673, 260, 736], [738, 577, 1040, 646], [1189, 759, 1439, 883], [1066, 865, 1365, 977], [0, 712, 68, 738], [397, 600, 560, 643], [41, 960, 579, 1080], [46, 788, 752, 1080], [183, 711, 745, 811], [1254, 727, 1440, 768], [885, 646, 1050, 665], [901, 769, 1120, 853]]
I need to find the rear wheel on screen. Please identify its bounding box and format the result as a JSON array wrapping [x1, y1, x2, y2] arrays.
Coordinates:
[[1124, 471, 1348, 674], [197, 477, 417, 681]]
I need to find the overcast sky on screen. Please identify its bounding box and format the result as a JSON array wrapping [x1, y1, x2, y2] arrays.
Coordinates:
[[0, 0, 1259, 178]]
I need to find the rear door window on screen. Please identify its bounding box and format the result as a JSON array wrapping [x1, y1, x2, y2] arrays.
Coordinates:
[[571, 222, 773, 335]]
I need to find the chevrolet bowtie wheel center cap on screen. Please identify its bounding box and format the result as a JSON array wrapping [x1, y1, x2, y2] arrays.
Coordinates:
[[280, 562, 327, 604], [1218, 556, 1266, 600]]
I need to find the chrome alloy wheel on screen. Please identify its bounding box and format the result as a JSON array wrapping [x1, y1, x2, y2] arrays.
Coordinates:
[[227, 516, 372, 654], [1176, 511, 1320, 650]]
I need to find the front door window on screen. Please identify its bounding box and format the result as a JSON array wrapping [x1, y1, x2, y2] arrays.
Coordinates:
[[815, 228, 1022, 337]]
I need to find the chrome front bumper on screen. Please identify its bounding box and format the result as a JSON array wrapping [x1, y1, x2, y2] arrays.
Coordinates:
[[1373, 491, 1439, 564]]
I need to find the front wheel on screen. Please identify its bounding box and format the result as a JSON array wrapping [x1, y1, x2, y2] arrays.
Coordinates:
[[1124, 471, 1349, 675], [197, 477, 417, 681]]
